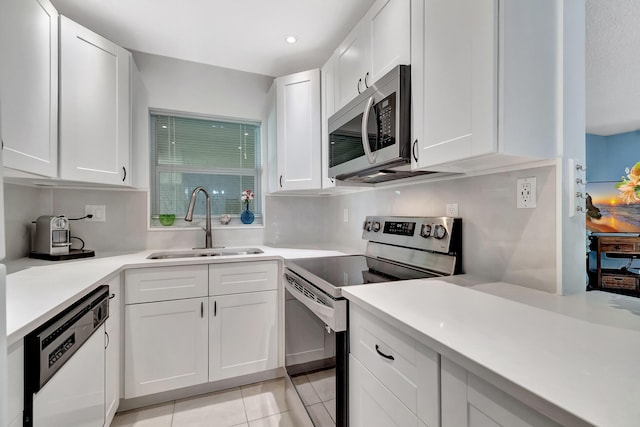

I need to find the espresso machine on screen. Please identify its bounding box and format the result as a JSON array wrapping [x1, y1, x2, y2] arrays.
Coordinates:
[[30, 215, 95, 260]]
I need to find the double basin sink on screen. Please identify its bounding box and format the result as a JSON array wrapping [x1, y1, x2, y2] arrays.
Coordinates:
[[147, 248, 263, 260]]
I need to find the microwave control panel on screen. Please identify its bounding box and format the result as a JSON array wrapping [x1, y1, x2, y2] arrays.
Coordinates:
[[374, 93, 396, 149]]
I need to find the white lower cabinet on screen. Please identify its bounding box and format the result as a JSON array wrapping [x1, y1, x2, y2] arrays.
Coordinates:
[[124, 297, 209, 398], [123, 261, 279, 399], [209, 290, 278, 381], [105, 274, 122, 426], [349, 304, 439, 427], [441, 357, 561, 427], [349, 355, 417, 427], [7, 341, 24, 427]]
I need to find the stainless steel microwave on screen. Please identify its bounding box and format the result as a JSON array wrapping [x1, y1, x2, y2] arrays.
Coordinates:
[[328, 65, 432, 183]]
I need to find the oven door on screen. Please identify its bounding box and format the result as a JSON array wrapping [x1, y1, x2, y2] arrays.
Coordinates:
[[284, 269, 348, 427]]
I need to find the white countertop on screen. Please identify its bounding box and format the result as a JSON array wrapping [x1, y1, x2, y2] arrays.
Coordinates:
[[342, 278, 640, 427], [6, 246, 343, 346]]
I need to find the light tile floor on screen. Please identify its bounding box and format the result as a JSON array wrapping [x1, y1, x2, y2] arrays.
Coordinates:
[[110, 377, 313, 427], [291, 368, 336, 427]]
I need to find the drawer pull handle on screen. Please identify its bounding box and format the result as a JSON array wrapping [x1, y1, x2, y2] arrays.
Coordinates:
[[375, 344, 394, 361]]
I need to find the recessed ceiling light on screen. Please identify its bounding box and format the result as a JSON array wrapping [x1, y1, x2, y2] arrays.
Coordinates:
[[285, 35, 297, 44]]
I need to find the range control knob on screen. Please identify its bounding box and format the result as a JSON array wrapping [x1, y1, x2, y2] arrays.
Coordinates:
[[372, 221, 381, 232], [363, 221, 372, 232], [420, 224, 432, 238], [433, 224, 447, 240]]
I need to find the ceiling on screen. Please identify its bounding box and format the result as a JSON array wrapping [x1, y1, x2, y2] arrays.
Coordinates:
[[50, 0, 376, 78], [586, 0, 640, 136]]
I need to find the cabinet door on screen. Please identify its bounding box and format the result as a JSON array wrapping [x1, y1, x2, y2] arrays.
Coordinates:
[[276, 69, 321, 191], [105, 273, 122, 425], [441, 357, 561, 427], [7, 342, 24, 427], [367, 0, 410, 84], [125, 297, 208, 398], [209, 291, 278, 381], [412, 0, 497, 170], [59, 16, 131, 185], [105, 310, 120, 426], [0, 0, 58, 177], [335, 20, 370, 110], [349, 355, 418, 427], [321, 55, 336, 189]]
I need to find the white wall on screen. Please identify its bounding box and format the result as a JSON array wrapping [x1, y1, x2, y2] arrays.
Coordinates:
[[266, 165, 558, 293]]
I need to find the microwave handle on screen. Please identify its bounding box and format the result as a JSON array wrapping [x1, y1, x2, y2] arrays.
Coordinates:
[[361, 96, 378, 164]]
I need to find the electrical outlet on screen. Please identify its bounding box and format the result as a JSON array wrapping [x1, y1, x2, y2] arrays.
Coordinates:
[[517, 177, 537, 208], [343, 208, 349, 222], [446, 203, 459, 217], [85, 205, 106, 222]]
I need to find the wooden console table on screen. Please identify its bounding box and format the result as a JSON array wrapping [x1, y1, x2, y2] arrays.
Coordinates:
[[593, 235, 640, 296]]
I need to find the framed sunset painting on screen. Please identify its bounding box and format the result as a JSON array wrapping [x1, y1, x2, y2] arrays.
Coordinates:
[[586, 179, 640, 233]]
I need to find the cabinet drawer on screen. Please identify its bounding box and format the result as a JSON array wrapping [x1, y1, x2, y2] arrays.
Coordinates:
[[209, 261, 278, 295], [350, 305, 419, 413], [349, 354, 418, 427], [125, 265, 208, 304], [601, 275, 638, 290], [600, 242, 637, 252]]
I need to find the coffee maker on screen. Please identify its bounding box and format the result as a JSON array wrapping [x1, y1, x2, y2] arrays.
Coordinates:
[[30, 215, 95, 260]]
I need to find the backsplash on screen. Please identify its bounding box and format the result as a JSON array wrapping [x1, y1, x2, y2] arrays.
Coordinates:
[[265, 164, 557, 293], [4, 164, 556, 293]]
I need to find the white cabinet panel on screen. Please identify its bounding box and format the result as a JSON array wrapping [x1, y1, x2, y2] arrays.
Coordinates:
[[105, 274, 122, 425], [125, 298, 208, 398], [411, 0, 558, 172], [125, 265, 208, 304], [7, 341, 24, 427], [275, 69, 321, 191], [209, 261, 277, 296], [441, 357, 561, 427], [350, 304, 418, 412], [0, 0, 58, 177], [59, 16, 131, 185], [349, 355, 417, 427], [209, 291, 278, 381], [335, 20, 369, 109], [321, 56, 336, 189], [368, 0, 410, 84], [105, 311, 120, 426], [334, 0, 410, 111]]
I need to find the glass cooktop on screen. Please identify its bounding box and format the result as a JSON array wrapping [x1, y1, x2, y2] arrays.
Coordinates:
[[286, 255, 438, 292]]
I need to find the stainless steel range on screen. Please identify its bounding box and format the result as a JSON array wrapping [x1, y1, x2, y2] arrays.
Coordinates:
[[284, 216, 462, 427]]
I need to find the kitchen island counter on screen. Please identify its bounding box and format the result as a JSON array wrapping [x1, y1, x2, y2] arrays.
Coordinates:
[[6, 246, 344, 346], [343, 278, 640, 427]]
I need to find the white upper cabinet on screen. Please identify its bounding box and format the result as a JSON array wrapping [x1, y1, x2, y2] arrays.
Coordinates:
[[335, 0, 410, 111], [411, 0, 558, 172], [368, 0, 411, 84], [59, 16, 131, 185], [321, 55, 337, 189], [0, 0, 58, 177], [275, 68, 321, 191]]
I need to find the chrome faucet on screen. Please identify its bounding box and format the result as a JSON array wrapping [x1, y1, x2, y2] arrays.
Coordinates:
[[185, 186, 212, 249]]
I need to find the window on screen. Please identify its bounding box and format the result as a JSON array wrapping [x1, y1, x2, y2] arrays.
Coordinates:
[[150, 112, 261, 226]]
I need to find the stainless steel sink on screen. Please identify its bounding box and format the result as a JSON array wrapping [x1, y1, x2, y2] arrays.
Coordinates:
[[147, 248, 263, 259]]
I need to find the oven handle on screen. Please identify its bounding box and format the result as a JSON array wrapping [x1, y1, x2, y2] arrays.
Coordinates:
[[284, 274, 347, 332]]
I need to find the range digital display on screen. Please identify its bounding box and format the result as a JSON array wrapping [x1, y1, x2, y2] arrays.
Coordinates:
[[383, 221, 416, 236]]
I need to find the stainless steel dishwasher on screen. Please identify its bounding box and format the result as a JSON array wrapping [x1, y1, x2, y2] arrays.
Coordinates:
[[23, 285, 110, 427]]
